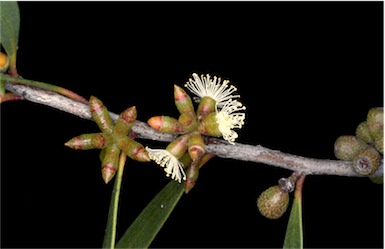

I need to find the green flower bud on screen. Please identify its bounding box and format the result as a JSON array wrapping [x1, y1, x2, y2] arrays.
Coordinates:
[[147, 115, 185, 134], [355, 121, 373, 144], [257, 185, 289, 219], [117, 136, 150, 162], [166, 134, 190, 159], [188, 131, 205, 162], [113, 106, 137, 137], [367, 107, 383, 139], [174, 85, 195, 117], [196, 96, 216, 118], [334, 135, 368, 161], [89, 96, 114, 133], [64, 133, 114, 150], [101, 144, 120, 184], [184, 161, 200, 194], [178, 113, 198, 132], [352, 147, 381, 176], [198, 112, 222, 137]]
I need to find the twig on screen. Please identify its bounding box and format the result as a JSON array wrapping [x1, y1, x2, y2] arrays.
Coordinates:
[[5, 82, 383, 177]]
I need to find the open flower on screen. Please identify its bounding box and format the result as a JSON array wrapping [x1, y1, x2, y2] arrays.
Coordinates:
[[215, 99, 246, 144], [145, 147, 186, 183], [185, 73, 240, 108]]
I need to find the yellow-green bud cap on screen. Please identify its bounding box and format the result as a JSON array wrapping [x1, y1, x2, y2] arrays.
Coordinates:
[[117, 136, 150, 162], [64, 132, 114, 150], [367, 107, 383, 139], [148, 116, 185, 134], [166, 134, 189, 159], [198, 112, 222, 137], [113, 106, 137, 137], [334, 135, 368, 161], [355, 121, 374, 144], [89, 96, 114, 133], [174, 85, 195, 116], [101, 144, 120, 184]]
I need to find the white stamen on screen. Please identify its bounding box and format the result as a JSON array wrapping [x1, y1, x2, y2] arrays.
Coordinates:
[[145, 147, 186, 183], [185, 73, 240, 107], [215, 99, 246, 145]]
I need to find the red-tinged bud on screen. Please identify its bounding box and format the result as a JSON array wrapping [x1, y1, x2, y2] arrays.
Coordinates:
[[198, 112, 222, 137], [117, 136, 150, 162], [148, 116, 185, 134], [166, 134, 190, 159], [101, 144, 120, 184], [178, 113, 198, 132], [184, 161, 200, 194], [65, 133, 114, 150], [188, 132, 205, 161], [196, 96, 216, 117], [174, 85, 196, 116], [197, 153, 216, 169], [89, 96, 114, 132], [113, 106, 137, 137]]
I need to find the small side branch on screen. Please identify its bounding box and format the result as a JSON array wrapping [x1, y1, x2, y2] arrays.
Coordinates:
[[5, 82, 383, 177]]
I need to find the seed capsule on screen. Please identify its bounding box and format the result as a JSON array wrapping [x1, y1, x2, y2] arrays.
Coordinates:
[[367, 107, 383, 139], [257, 185, 289, 219], [113, 106, 137, 137], [334, 135, 368, 161], [147, 116, 185, 134], [101, 144, 120, 184], [355, 121, 374, 144], [89, 96, 114, 133], [374, 132, 383, 154], [352, 147, 381, 176], [64, 133, 114, 150]]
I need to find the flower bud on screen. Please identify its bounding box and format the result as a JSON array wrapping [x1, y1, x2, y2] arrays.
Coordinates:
[[113, 106, 136, 137], [0, 52, 9, 73], [64, 133, 114, 150], [196, 96, 216, 117], [198, 112, 222, 137], [101, 144, 120, 184], [148, 116, 185, 134], [174, 85, 195, 116], [184, 161, 200, 194], [257, 185, 289, 219], [355, 121, 373, 144], [334, 135, 368, 161], [89, 96, 114, 133], [187, 131, 205, 162], [367, 107, 383, 139], [117, 136, 150, 162], [352, 147, 381, 176], [166, 134, 190, 159], [178, 113, 198, 132]]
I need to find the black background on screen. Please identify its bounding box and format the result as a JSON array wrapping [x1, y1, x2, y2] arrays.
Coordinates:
[[1, 1, 383, 248]]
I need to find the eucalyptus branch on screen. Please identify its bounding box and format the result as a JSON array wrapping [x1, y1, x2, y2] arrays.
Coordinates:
[[5, 82, 383, 177]]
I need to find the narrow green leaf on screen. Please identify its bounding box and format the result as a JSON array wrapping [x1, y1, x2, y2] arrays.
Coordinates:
[[0, 1, 20, 65], [103, 152, 126, 249], [116, 181, 184, 248], [283, 175, 305, 249]]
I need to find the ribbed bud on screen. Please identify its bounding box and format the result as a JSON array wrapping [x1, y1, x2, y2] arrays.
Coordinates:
[[89, 96, 113, 133], [147, 116, 185, 134], [166, 134, 190, 159], [117, 136, 150, 162], [353, 147, 381, 176], [374, 132, 383, 154], [334, 135, 368, 161], [0, 52, 9, 73], [355, 121, 374, 144], [113, 106, 136, 137], [198, 112, 222, 137], [64, 133, 114, 150], [257, 185, 289, 219], [196, 96, 216, 117], [188, 131, 205, 161], [178, 113, 198, 132], [174, 85, 195, 116], [101, 144, 120, 184], [367, 107, 384, 139]]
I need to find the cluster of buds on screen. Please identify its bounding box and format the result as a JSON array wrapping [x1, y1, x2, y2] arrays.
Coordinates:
[[334, 107, 383, 177], [146, 73, 246, 192], [257, 172, 301, 219], [65, 96, 150, 183]]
